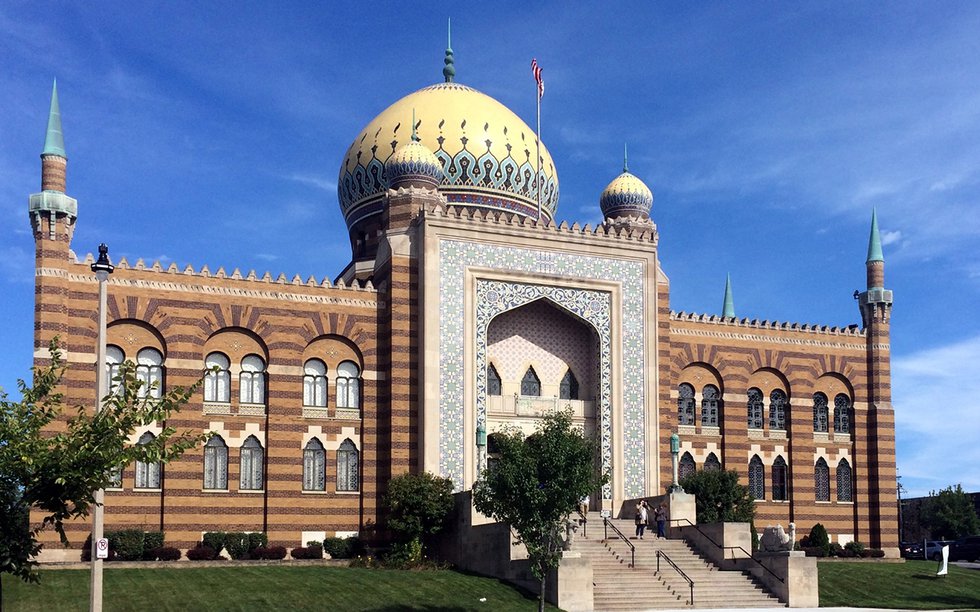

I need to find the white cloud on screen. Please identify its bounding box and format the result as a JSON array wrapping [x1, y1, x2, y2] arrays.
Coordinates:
[[286, 173, 337, 193], [880, 230, 902, 246], [893, 336, 980, 496]]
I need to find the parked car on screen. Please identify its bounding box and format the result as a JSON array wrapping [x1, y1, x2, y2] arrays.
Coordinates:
[[949, 536, 980, 562], [900, 541, 923, 559], [924, 540, 955, 561]]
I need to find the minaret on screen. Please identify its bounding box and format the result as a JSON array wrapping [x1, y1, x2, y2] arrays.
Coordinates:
[[855, 208, 898, 555], [721, 274, 735, 319], [29, 80, 77, 358]]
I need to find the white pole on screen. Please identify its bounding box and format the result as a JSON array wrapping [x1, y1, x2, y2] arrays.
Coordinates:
[[536, 92, 542, 221], [90, 245, 112, 612]]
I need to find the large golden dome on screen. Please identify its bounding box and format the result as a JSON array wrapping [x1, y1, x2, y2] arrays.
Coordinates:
[[338, 82, 559, 230]]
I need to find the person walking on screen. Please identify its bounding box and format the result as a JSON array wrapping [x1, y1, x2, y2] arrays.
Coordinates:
[[635, 501, 649, 539], [655, 503, 668, 539]]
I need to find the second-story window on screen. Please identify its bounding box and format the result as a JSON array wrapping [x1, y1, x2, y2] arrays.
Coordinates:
[[303, 359, 327, 407], [521, 366, 541, 397], [136, 348, 164, 399], [204, 353, 230, 403], [240, 355, 266, 404]]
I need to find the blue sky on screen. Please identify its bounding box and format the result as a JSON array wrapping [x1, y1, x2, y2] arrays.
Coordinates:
[[1, 1, 978, 498]]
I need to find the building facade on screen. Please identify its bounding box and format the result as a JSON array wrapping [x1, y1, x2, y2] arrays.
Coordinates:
[[28, 58, 899, 555]]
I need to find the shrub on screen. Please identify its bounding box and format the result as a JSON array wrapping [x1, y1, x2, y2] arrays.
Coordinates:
[[110, 529, 146, 561], [186, 545, 217, 561], [225, 532, 251, 560], [291, 545, 323, 560], [252, 545, 287, 560], [870, 549, 885, 558], [806, 524, 830, 549], [147, 546, 181, 561], [385, 538, 423, 569], [142, 532, 165, 560], [385, 472, 455, 547], [678, 469, 755, 524], [845, 540, 866, 555], [248, 532, 268, 551], [828, 542, 844, 557], [202, 532, 226, 555], [802, 546, 826, 557], [322, 536, 363, 559]]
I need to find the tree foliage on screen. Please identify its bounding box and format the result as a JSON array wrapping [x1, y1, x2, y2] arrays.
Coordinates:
[[0, 341, 208, 583], [472, 410, 607, 612], [680, 468, 755, 524], [384, 471, 454, 549], [921, 484, 980, 540]]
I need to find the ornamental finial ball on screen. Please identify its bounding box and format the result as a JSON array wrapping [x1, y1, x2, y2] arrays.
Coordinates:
[[670, 433, 680, 454]]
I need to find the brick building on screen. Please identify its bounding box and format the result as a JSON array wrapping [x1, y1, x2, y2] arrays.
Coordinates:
[[28, 52, 899, 557]]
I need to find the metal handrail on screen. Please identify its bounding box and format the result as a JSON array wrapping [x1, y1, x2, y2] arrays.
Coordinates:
[[672, 517, 785, 584], [602, 516, 635, 568], [657, 549, 694, 605], [575, 508, 587, 539]]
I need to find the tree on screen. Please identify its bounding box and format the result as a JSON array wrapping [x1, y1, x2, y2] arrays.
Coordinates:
[[0, 341, 208, 587], [384, 471, 454, 560], [473, 410, 607, 612], [921, 484, 980, 540], [680, 469, 755, 524]]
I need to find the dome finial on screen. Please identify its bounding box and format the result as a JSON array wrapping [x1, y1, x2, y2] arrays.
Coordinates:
[[443, 18, 455, 83], [411, 108, 419, 142], [623, 142, 629, 173]]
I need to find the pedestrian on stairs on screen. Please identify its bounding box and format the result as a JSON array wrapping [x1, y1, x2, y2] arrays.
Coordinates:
[[655, 503, 668, 539], [635, 501, 649, 539]]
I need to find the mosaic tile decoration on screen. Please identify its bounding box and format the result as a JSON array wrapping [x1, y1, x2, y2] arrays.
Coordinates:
[[438, 239, 647, 499]]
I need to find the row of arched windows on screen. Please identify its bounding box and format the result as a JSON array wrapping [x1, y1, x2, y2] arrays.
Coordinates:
[[486, 365, 581, 400], [106, 347, 164, 398], [678, 452, 853, 502], [677, 383, 852, 434], [116, 433, 360, 492]]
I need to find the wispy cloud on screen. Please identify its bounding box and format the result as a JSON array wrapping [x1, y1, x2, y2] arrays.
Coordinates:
[[881, 230, 902, 246], [286, 173, 337, 192]]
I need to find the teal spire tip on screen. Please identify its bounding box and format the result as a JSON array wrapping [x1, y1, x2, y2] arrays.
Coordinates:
[[866, 208, 884, 263], [443, 18, 455, 83], [42, 79, 66, 158], [722, 273, 735, 318], [623, 142, 629, 173]]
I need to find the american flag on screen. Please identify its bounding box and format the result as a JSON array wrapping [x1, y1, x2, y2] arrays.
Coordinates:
[[531, 58, 544, 98]]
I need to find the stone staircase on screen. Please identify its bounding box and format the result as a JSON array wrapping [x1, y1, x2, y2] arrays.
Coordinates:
[[573, 514, 785, 610]]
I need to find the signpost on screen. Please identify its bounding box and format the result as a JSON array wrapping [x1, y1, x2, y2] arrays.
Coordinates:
[[96, 538, 109, 560]]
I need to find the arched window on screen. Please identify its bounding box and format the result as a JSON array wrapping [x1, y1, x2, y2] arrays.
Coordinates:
[[704, 452, 722, 471], [240, 435, 264, 491], [701, 384, 720, 427], [303, 359, 327, 407], [204, 353, 230, 403], [521, 367, 541, 397], [772, 456, 788, 501], [337, 439, 359, 492], [487, 364, 501, 396], [834, 394, 851, 434], [559, 369, 579, 400], [336, 361, 361, 409], [837, 459, 853, 502], [678, 383, 696, 426], [749, 455, 765, 500], [769, 389, 787, 431], [106, 345, 125, 396], [203, 435, 228, 490], [813, 393, 829, 433], [134, 432, 160, 489], [303, 438, 326, 491], [815, 458, 830, 501], [240, 355, 266, 404], [136, 348, 164, 399], [679, 452, 696, 482], [747, 388, 764, 429]]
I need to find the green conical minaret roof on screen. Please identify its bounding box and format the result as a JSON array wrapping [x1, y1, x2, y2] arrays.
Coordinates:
[[866, 208, 883, 263], [722, 273, 735, 318], [42, 79, 66, 158]]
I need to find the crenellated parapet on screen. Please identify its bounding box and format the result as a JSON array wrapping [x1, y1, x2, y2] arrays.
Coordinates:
[[670, 311, 864, 337]]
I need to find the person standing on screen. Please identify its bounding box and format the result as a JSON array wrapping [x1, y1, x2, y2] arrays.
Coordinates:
[[635, 501, 649, 539], [655, 503, 668, 539]]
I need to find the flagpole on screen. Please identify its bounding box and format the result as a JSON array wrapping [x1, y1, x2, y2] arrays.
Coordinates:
[[536, 90, 541, 222]]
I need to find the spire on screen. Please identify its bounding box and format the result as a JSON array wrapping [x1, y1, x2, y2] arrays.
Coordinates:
[[42, 79, 66, 158], [722, 273, 735, 318], [866, 208, 884, 263], [623, 142, 629, 173], [443, 18, 455, 83]]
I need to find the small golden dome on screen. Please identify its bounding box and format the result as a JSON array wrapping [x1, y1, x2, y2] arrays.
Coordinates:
[[385, 136, 443, 189], [600, 171, 653, 219]]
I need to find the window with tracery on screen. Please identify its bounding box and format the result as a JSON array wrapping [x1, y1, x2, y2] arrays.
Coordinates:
[[204, 353, 231, 403], [106, 345, 124, 396], [559, 369, 579, 400], [337, 439, 359, 492], [240, 355, 266, 404], [336, 361, 361, 409], [679, 452, 696, 482], [136, 348, 163, 399], [701, 384, 720, 427], [837, 459, 853, 501], [815, 458, 830, 501], [303, 438, 326, 491], [521, 367, 541, 397], [240, 435, 264, 490], [747, 388, 764, 429], [772, 456, 788, 501], [487, 364, 501, 396], [134, 432, 160, 489], [834, 394, 851, 434], [813, 393, 829, 432], [704, 453, 721, 471], [678, 383, 696, 426], [749, 455, 765, 500], [769, 389, 787, 431], [203, 435, 228, 490], [303, 359, 327, 407]]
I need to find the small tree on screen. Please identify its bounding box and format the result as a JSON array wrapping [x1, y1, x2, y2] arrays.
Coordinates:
[[680, 469, 755, 524], [921, 484, 980, 540], [0, 341, 208, 586], [473, 410, 607, 612], [385, 471, 454, 560]]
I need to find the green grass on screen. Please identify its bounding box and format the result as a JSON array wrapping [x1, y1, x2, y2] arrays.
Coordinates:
[[2, 566, 550, 611], [819, 560, 980, 609]]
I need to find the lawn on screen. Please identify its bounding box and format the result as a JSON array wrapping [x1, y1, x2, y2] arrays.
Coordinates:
[[2, 566, 550, 611], [819, 560, 980, 609]]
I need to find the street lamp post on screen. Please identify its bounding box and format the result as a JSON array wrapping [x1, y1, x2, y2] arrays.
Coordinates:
[[90, 243, 113, 612]]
